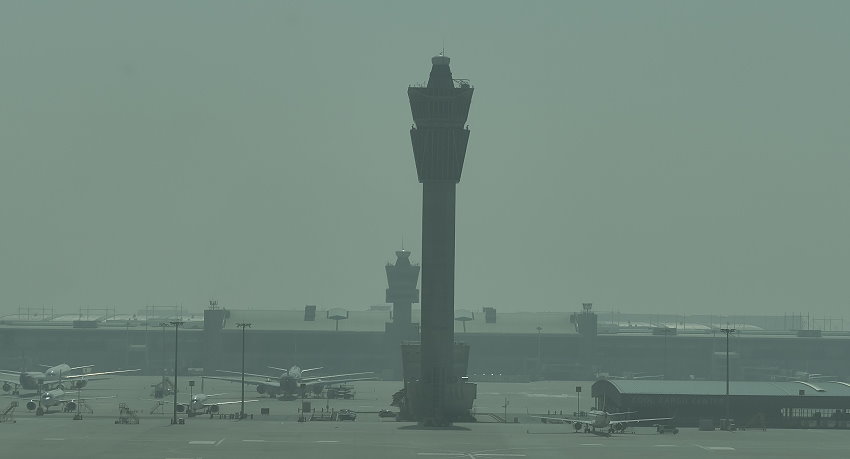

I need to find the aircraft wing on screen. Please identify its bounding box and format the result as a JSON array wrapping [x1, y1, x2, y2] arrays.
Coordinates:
[[59, 395, 116, 403], [203, 375, 275, 388], [217, 369, 277, 380], [301, 372, 375, 382], [302, 375, 377, 387], [268, 366, 324, 373], [203, 399, 259, 407], [70, 365, 95, 372], [614, 417, 673, 424], [63, 369, 141, 379], [532, 415, 590, 425]]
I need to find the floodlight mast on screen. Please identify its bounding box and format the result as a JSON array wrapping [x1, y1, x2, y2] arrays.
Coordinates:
[[720, 327, 736, 426], [236, 322, 252, 419], [169, 320, 184, 425]]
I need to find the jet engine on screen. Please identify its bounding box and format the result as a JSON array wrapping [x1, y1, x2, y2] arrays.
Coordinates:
[[65, 401, 77, 412], [2, 383, 11, 392], [71, 380, 87, 389], [256, 385, 266, 394], [612, 422, 626, 432], [27, 400, 37, 411], [209, 405, 219, 413], [574, 422, 583, 431], [176, 404, 186, 413]]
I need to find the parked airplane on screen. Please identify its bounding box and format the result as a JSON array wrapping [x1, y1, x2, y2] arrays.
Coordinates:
[[25, 388, 114, 415], [1, 364, 140, 394], [204, 365, 375, 400], [536, 409, 673, 434], [175, 393, 259, 416]]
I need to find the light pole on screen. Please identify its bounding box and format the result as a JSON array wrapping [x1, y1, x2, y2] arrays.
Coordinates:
[[536, 326, 543, 377], [576, 385, 581, 415], [170, 320, 184, 425], [236, 322, 252, 419], [160, 322, 168, 388], [720, 327, 736, 426], [661, 326, 674, 380]]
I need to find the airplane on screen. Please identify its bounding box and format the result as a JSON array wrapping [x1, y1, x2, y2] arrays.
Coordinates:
[[25, 388, 115, 416], [535, 409, 673, 434], [1, 364, 140, 394], [174, 393, 259, 416], [204, 365, 376, 400]]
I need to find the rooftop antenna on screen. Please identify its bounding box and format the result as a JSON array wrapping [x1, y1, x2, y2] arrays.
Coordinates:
[[441, 38, 445, 56], [401, 235, 405, 251]]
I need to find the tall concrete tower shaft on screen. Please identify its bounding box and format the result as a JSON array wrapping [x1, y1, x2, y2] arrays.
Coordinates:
[[408, 55, 473, 424]]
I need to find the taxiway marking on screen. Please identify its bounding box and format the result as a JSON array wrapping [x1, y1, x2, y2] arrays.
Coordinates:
[[696, 445, 735, 451], [417, 454, 525, 458], [243, 439, 294, 443], [474, 455, 526, 457], [188, 441, 216, 445]]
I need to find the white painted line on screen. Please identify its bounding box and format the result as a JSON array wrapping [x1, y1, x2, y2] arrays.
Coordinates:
[[654, 444, 677, 447], [188, 441, 217, 445], [315, 440, 340, 443], [215, 438, 225, 446], [43, 438, 66, 441], [580, 443, 603, 446], [243, 439, 292, 443], [417, 454, 464, 457], [475, 455, 526, 457], [696, 445, 735, 451]]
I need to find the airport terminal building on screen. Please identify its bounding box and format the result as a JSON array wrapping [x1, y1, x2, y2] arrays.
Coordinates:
[[1, 303, 849, 386]]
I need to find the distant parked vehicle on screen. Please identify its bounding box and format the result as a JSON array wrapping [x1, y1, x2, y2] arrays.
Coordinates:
[[656, 424, 679, 434], [378, 409, 397, 418], [338, 409, 357, 421]]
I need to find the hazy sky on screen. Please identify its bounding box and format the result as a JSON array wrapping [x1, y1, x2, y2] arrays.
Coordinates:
[[1, 1, 848, 317]]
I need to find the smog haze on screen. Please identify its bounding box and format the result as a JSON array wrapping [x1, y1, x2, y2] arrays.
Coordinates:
[[1, 1, 848, 317]]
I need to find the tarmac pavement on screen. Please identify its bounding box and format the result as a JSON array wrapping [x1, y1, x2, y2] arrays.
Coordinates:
[[1, 377, 848, 459]]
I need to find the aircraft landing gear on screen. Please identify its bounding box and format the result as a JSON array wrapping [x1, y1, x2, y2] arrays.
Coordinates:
[[35, 407, 45, 416]]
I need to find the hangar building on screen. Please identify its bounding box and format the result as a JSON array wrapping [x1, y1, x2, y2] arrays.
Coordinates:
[[592, 379, 850, 428]]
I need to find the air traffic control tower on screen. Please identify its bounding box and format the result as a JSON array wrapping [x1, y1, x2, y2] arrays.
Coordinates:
[[407, 54, 476, 425], [385, 249, 420, 341]]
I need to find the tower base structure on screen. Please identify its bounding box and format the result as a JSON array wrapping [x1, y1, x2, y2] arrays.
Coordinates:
[[405, 380, 477, 425], [398, 342, 477, 425]]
